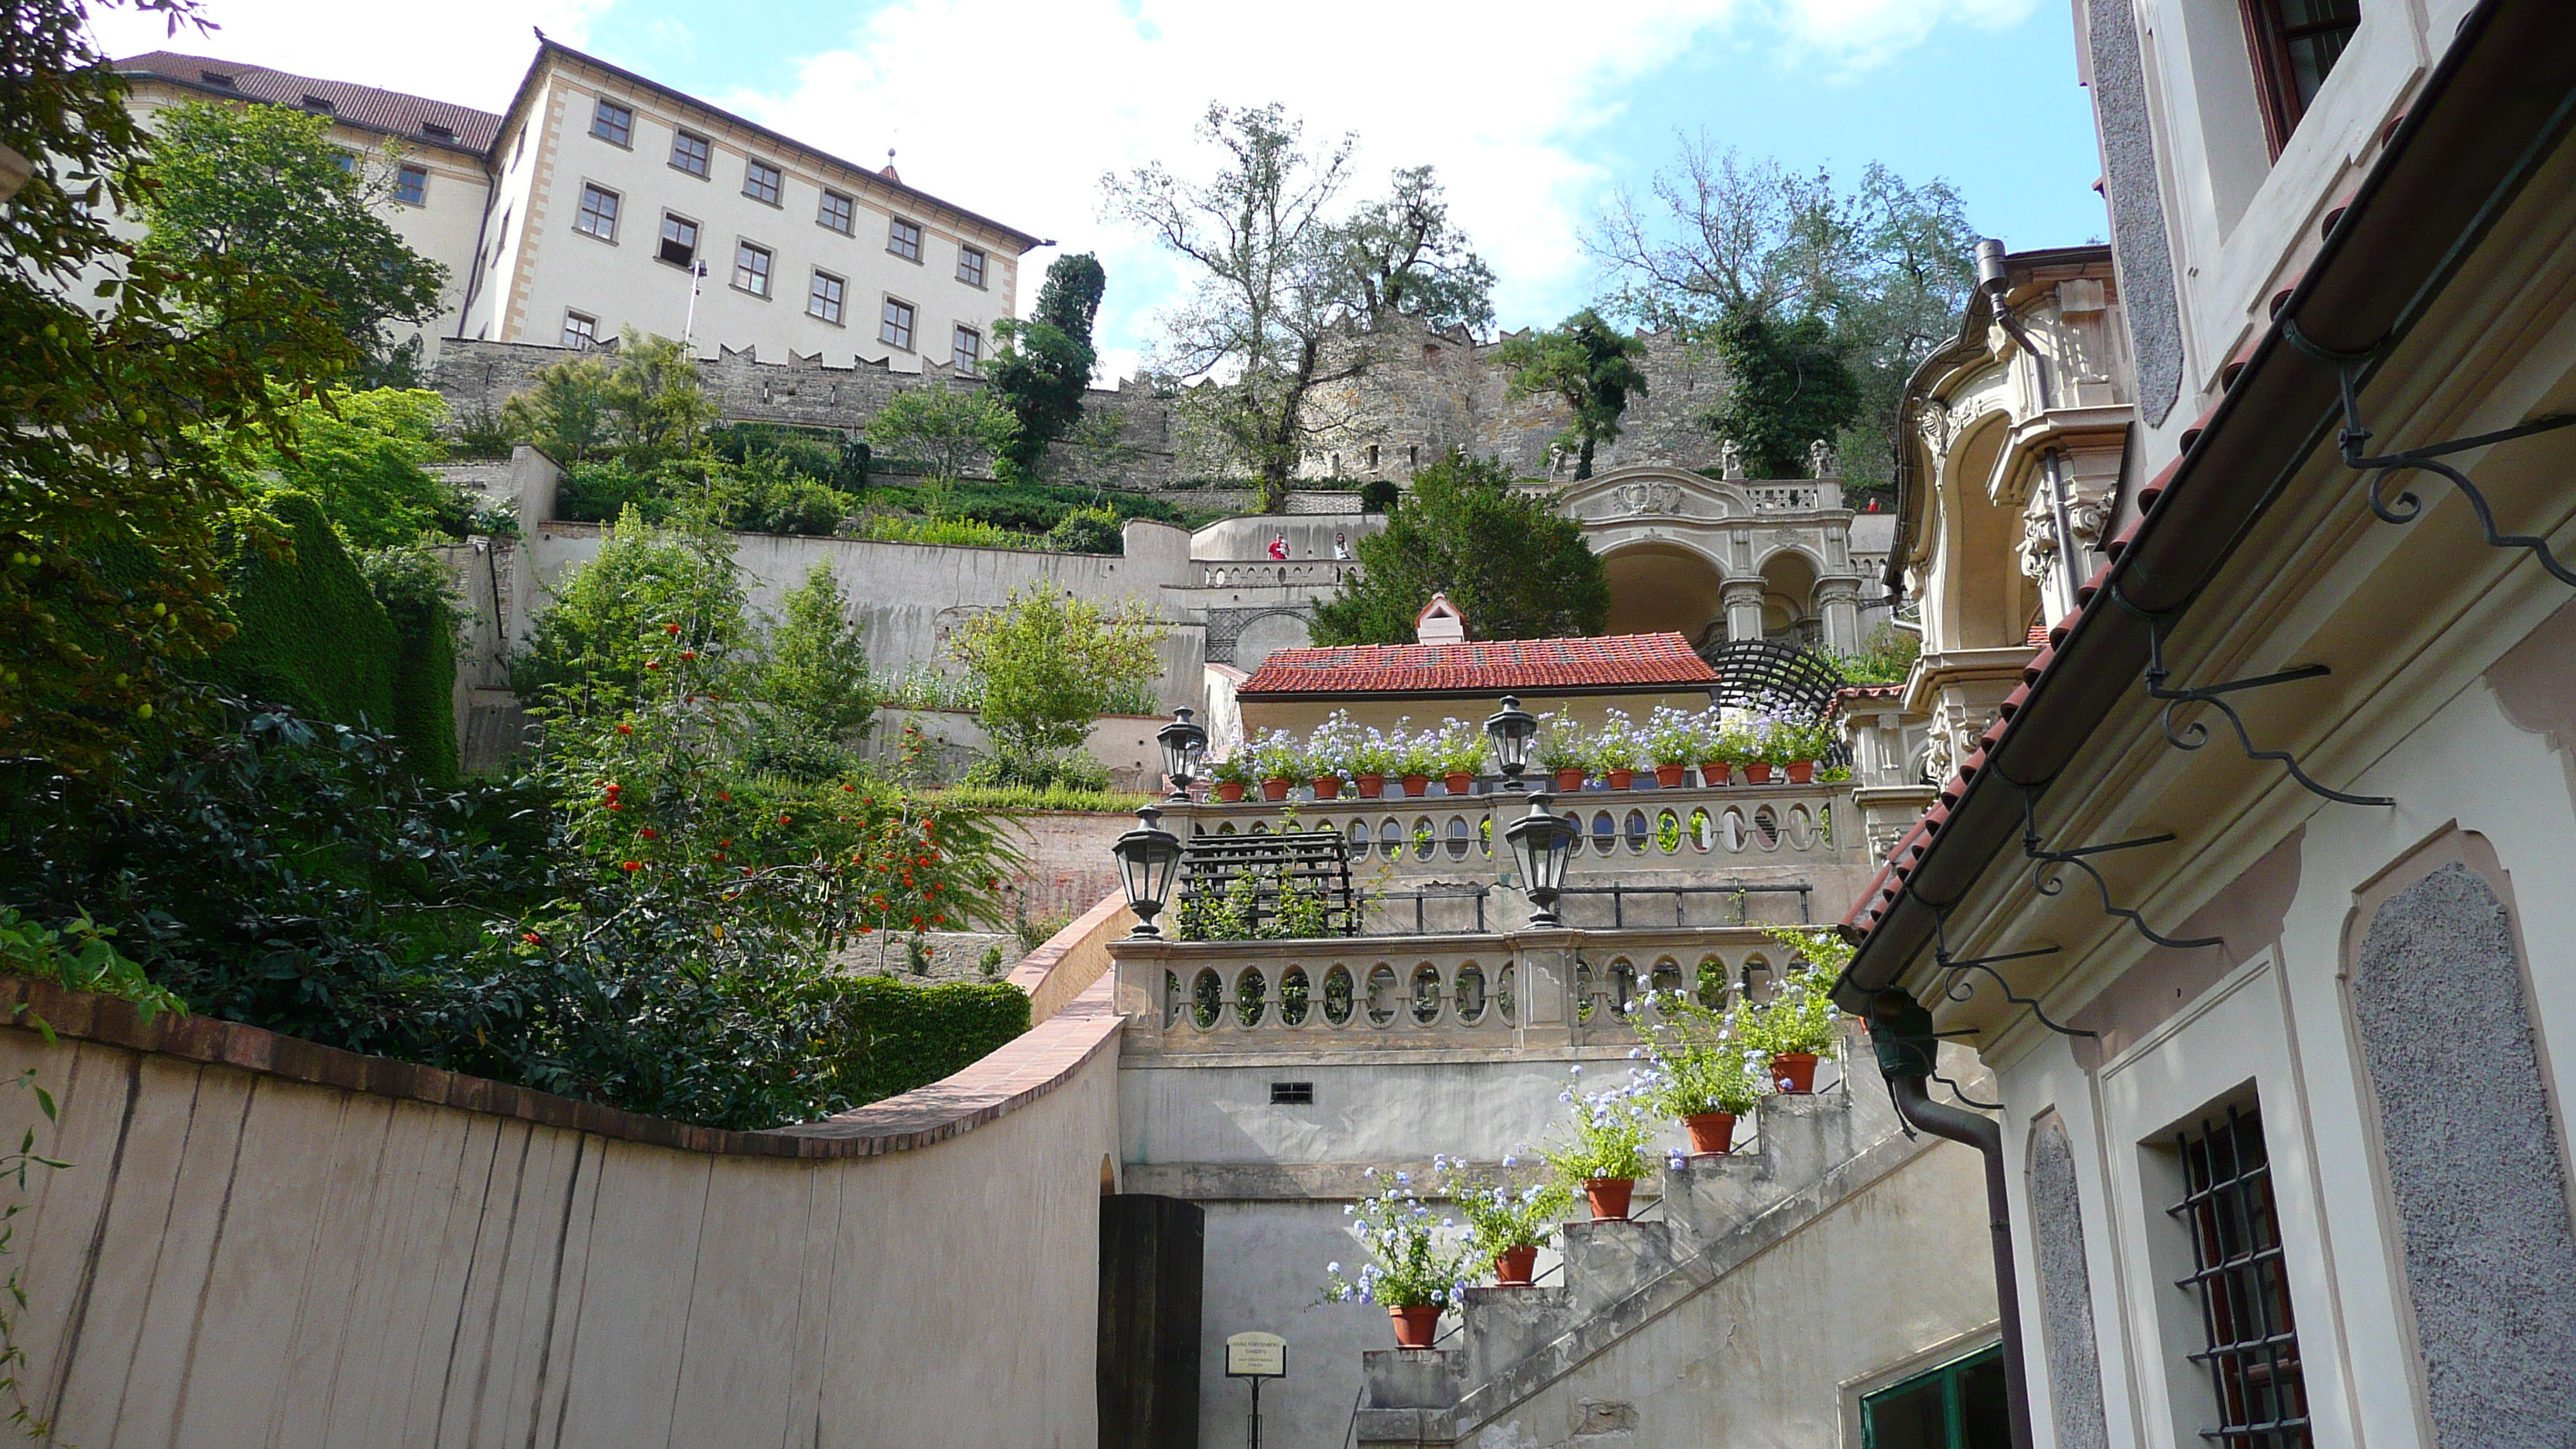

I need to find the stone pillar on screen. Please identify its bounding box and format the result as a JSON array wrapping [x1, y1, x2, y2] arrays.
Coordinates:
[[1509, 932, 1577, 1046], [1722, 581, 1767, 642], [1817, 580, 1862, 653]]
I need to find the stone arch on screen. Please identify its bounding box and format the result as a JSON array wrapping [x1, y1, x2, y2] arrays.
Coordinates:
[[1935, 409, 2042, 651], [1601, 539, 1728, 640], [1756, 547, 1821, 645]]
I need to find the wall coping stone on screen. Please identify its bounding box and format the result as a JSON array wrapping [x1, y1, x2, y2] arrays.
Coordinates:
[[0, 969, 1121, 1162]]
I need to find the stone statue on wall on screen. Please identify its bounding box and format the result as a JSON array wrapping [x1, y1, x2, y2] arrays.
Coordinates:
[[1807, 438, 1837, 479], [1719, 439, 1745, 480]]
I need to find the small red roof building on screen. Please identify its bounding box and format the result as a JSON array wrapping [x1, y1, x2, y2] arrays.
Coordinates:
[[1238, 632, 1717, 701]]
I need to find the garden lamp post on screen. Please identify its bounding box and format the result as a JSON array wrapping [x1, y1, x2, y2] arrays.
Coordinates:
[[1503, 791, 1578, 927], [1113, 803, 1184, 937], [1158, 707, 1208, 802], [1483, 695, 1538, 790]]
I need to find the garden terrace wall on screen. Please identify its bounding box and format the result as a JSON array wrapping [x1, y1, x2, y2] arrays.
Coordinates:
[[0, 973, 1122, 1449]]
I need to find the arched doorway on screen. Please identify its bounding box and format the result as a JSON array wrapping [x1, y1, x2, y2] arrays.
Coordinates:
[[1756, 550, 1821, 646], [1602, 542, 1725, 640]]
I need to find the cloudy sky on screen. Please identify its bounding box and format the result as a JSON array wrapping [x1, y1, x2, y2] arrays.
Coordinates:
[[94, 0, 2107, 380]]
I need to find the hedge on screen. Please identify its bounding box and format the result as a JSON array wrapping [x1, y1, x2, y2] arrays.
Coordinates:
[[809, 975, 1030, 1108], [193, 493, 398, 738], [380, 589, 459, 785]]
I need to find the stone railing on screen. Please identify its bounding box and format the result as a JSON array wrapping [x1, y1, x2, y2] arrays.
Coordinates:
[[1192, 558, 1362, 589], [1745, 481, 1842, 511], [1111, 927, 1808, 1056]]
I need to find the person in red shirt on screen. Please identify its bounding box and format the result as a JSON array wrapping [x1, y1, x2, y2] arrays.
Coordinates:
[[1268, 533, 1289, 560]]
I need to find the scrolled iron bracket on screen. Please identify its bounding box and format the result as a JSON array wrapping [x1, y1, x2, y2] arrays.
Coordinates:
[[1922, 903, 2095, 1040], [2284, 318, 2576, 587], [2106, 579, 2395, 807], [2016, 789, 2224, 951]]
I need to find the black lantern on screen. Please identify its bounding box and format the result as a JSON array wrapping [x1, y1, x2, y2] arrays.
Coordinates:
[[1157, 707, 1208, 801], [1483, 694, 1539, 788], [1112, 803, 1185, 937], [1503, 791, 1578, 927]]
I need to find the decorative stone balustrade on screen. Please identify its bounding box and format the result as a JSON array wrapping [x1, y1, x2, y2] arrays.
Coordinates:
[[1111, 927, 1804, 1057], [1744, 481, 1842, 511], [1194, 558, 1362, 590]]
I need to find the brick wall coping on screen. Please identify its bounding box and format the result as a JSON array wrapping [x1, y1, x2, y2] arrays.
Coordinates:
[[0, 971, 1122, 1162], [1005, 889, 1133, 1025]]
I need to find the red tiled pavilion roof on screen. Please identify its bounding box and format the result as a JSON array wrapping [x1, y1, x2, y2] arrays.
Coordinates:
[[1238, 632, 1718, 699]]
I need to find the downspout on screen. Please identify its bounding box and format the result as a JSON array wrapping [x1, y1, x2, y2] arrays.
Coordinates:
[[1872, 992, 2033, 1449]]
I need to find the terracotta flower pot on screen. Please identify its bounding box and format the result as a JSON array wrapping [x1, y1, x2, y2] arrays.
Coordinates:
[[1390, 1303, 1442, 1348], [1606, 769, 1636, 790], [1442, 770, 1475, 796], [1554, 768, 1588, 793], [1583, 1177, 1636, 1221], [1684, 1111, 1738, 1156], [1356, 774, 1387, 798], [1772, 1052, 1820, 1094], [1699, 762, 1731, 788], [1400, 774, 1430, 796], [1654, 763, 1688, 787], [1494, 1245, 1538, 1286], [1261, 777, 1293, 801], [1786, 759, 1816, 784], [1215, 780, 1247, 803], [1312, 776, 1342, 800], [1743, 762, 1773, 784]]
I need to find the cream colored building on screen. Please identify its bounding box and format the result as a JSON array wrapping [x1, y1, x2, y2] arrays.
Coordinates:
[[114, 42, 1043, 372], [1838, 4, 2576, 1448]]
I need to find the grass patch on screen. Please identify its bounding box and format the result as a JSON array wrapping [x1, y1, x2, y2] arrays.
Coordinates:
[[934, 783, 1155, 814]]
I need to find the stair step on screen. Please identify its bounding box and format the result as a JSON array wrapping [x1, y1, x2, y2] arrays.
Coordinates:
[[1560, 1219, 1682, 1315], [1461, 1283, 1571, 1376]]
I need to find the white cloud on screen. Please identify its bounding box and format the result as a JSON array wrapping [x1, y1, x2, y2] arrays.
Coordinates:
[[719, 0, 2033, 381], [85, 0, 613, 113]]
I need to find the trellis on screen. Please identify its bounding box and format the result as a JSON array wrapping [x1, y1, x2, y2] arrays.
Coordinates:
[[1177, 830, 1360, 937]]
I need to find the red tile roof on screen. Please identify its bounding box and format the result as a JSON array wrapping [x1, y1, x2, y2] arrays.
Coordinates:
[[1238, 632, 1718, 697], [118, 52, 503, 154]]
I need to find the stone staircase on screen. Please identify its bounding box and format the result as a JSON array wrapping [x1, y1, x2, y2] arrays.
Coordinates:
[[1357, 1064, 1939, 1447]]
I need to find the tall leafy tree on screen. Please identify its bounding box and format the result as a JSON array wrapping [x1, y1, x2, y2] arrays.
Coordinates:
[[1698, 310, 1861, 479], [949, 585, 1164, 765], [1495, 310, 1649, 481], [135, 100, 449, 386], [1103, 103, 1492, 512], [862, 382, 1019, 487], [982, 252, 1104, 480], [1308, 451, 1608, 645], [1, 0, 358, 776]]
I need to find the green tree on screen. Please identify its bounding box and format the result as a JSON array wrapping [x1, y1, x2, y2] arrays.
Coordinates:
[[249, 388, 468, 548], [757, 562, 873, 759], [982, 253, 1104, 480], [950, 585, 1164, 763], [1495, 310, 1649, 481], [135, 100, 448, 387], [1103, 103, 1492, 512], [864, 382, 1018, 488], [498, 354, 617, 462], [1309, 451, 1608, 645], [1698, 310, 1862, 478], [1, 0, 359, 776], [500, 329, 717, 468], [512, 514, 748, 715]]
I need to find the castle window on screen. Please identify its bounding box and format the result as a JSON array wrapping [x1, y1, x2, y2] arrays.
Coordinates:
[[562, 310, 598, 351], [657, 212, 698, 269], [670, 129, 711, 178], [743, 159, 783, 206], [819, 189, 855, 235], [421, 120, 455, 142], [395, 164, 427, 206], [589, 98, 632, 147], [888, 217, 923, 263], [808, 269, 844, 324], [952, 325, 981, 373], [957, 245, 986, 288], [2242, 0, 2362, 156], [879, 296, 916, 351], [1366, 444, 1379, 471], [574, 183, 619, 242], [733, 241, 773, 298]]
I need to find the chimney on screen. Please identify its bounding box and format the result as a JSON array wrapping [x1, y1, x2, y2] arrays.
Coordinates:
[[1415, 592, 1467, 645]]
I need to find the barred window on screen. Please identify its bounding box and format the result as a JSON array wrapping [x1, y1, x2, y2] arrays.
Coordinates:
[[733, 242, 773, 297], [671, 130, 711, 177], [395, 163, 427, 206], [951, 325, 980, 372], [879, 296, 915, 351], [575, 183, 619, 241], [888, 216, 923, 262], [809, 270, 844, 324], [957, 245, 986, 287], [743, 159, 783, 206], [2169, 1105, 2310, 1447], [819, 189, 855, 235], [562, 311, 598, 351], [589, 98, 632, 146]]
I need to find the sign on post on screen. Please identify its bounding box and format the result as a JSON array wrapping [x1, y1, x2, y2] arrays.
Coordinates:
[[1225, 1331, 1286, 1379]]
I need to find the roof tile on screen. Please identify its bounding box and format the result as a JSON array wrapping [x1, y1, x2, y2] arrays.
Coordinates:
[[119, 51, 503, 152], [1238, 632, 1718, 697]]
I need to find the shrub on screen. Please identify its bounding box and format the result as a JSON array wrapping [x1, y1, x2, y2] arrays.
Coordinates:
[[962, 748, 1112, 793], [937, 782, 1153, 814], [1439, 1156, 1574, 1258], [855, 513, 1029, 548], [1359, 478, 1399, 512], [191, 493, 399, 744], [511, 513, 748, 714], [1040, 505, 1125, 555], [950, 585, 1165, 761]]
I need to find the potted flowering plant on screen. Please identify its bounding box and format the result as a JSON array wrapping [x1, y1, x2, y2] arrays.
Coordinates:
[[1743, 927, 1852, 1093], [1643, 706, 1705, 788], [1249, 729, 1304, 801], [1352, 727, 1401, 798], [1588, 711, 1643, 790], [1308, 711, 1358, 799], [1435, 718, 1487, 795], [1322, 1168, 1477, 1348], [1769, 714, 1831, 784], [1740, 712, 1780, 783], [1438, 1154, 1574, 1286], [1541, 1067, 1656, 1220], [1634, 990, 1771, 1155], [1702, 712, 1753, 787], [1396, 723, 1441, 796], [1211, 752, 1252, 802], [1537, 716, 1589, 793]]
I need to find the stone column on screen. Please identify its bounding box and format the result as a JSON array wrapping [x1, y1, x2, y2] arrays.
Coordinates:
[[1722, 581, 1767, 642], [1817, 580, 1863, 653]]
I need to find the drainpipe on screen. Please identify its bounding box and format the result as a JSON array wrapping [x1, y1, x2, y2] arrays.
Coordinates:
[[1873, 992, 2033, 1449], [1975, 238, 2052, 411]]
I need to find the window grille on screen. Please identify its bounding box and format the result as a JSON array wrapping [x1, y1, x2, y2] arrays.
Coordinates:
[[671, 130, 711, 177], [590, 98, 632, 146], [1269, 1082, 1313, 1105], [395, 164, 427, 206], [743, 159, 783, 205], [733, 242, 772, 297], [957, 245, 986, 286], [809, 270, 844, 324], [2169, 1105, 2311, 1447], [819, 190, 855, 234], [889, 216, 923, 262], [879, 296, 915, 350], [575, 183, 618, 241]]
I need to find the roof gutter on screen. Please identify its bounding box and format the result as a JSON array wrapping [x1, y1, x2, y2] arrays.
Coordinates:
[[1834, 0, 2576, 1013]]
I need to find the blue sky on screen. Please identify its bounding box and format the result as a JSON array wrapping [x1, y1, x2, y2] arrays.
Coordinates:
[[98, 0, 2108, 379]]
